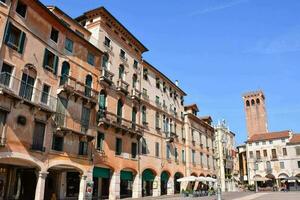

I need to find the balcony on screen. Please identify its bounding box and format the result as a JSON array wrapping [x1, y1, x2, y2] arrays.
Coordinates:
[[54, 113, 94, 140], [58, 75, 98, 105], [131, 88, 141, 100], [0, 72, 57, 114], [119, 55, 128, 64], [97, 110, 143, 138], [99, 68, 114, 86], [117, 79, 129, 95]]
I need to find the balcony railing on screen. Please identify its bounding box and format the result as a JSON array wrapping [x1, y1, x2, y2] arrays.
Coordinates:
[[131, 88, 141, 100], [97, 109, 143, 136], [0, 72, 57, 112], [117, 79, 129, 94], [99, 68, 114, 85]]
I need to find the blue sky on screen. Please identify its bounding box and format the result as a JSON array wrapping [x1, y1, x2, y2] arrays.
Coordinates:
[[41, 0, 300, 145]]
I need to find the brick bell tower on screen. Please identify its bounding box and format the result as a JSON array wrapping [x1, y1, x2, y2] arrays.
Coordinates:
[[242, 91, 268, 138]]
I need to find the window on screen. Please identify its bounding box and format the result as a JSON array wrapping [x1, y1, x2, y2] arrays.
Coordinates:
[[155, 142, 159, 157], [131, 142, 137, 159], [133, 60, 138, 68], [131, 107, 137, 129], [52, 135, 63, 151], [251, 99, 255, 105], [207, 155, 210, 169], [249, 151, 253, 158], [200, 153, 203, 167], [249, 143, 252, 146], [120, 49, 126, 59], [141, 138, 147, 154], [256, 98, 260, 104], [115, 138, 122, 155], [182, 150, 185, 163], [181, 96, 184, 106], [266, 161, 271, 170], [163, 82, 166, 92], [255, 142, 259, 146], [97, 132, 104, 151], [281, 138, 286, 143], [118, 65, 125, 80], [271, 149, 277, 159], [4, 22, 26, 54], [32, 121, 45, 151], [175, 147, 178, 161], [104, 36, 110, 47], [283, 148, 287, 156], [246, 100, 250, 107], [132, 74, 137, 89], [60, 61, 70, 85], [143, 68, 148, 80], [85, 75, 92, 97], [156, 77, 160, 89], [280, 162, 285, 169], [65, 38, 73, 52], [0, 110, 7, 140], [256, 150, 261, 159], [192, 150, 195, 164], [142, 106, 147, 124], [50, 27, 59, 43], [0, 63, 13, 86], [263, 149, 267, 157], [87, 52, 95, 66], [155, 112, 160, 129], [43, 48, 59, 74], [102, 54, 109, 68], [16, 1, 27, 18], [117, 99, 123, 124], [298, 161, 300, 168], [166, 144, 171, 159], [78, 141, 88, 155], [262, 141, 266, 145], [296, 147, 300, 156], [81, 106, 90, 133], [254, 163, 259, 170], [19, 73, 35, 101], [41, 84, 50, 104], [269, 140, 273, 144]]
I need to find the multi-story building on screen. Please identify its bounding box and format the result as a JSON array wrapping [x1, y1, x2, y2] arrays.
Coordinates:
[[0, 1, 218, 200], [214, 120, 238, 192]]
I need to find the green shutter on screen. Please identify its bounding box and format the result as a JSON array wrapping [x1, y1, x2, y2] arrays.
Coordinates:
[[4, 22, 11, 44], [99, 94, 106, 109], [93, 167, 110, 178], [142, 169, 155, 181], [161, 171, 169, 181], [18, 31, 26, 54], [43, 49, 49, 69], [53, 55, 59, 75], [120, 171, 133, 181]]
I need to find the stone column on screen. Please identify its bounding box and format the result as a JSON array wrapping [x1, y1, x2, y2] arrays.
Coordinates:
[[109, 171, 120, 200], [78, 174, 87, 200], [167, 177, 174, 195], [132, 174, 142, 198], [34, 171, 48, 200], [152, 176, 161, 197]]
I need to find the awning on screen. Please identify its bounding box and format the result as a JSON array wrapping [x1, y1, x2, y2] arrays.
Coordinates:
[[93, 167, 110, 178], [177, 176, 197, 182], [120, 171, 133, 181], [161, 171, 169, 181], [284, 176, 300, 181], [142, 169, 155, 181], [252, 177, 270, 182]]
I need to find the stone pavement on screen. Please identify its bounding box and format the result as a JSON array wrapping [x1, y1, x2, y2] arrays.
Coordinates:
[[125, 191, 300, 200]]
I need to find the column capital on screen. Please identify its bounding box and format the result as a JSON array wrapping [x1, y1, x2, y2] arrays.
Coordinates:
[[38, 171, 48, 179]]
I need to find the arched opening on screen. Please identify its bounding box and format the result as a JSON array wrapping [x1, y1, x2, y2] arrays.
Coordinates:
[[142, 169, 156, 197], [0, 156, 42, 200], [117, 99, 123, 124], [119, 65, 125, 80], [59, 61, 70, 85], [44, 164, 84, 200], [278, 173, 289, 191], [265, 174, 276, 188], [246, 100, 250, 107], [19, 65, 37, 101], [256, 98, 260, 104], [92, 166, 112, 199], [120, 169, 136, 198], [251, 99, 255, 106], [102, 54, 109, 69], [160, 171, 170, 195], [174, 172, 183, 194], [132, 74, 137, 89], [85, 74, 92, 97]]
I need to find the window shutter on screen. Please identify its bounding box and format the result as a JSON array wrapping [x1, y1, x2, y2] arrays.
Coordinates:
[[4, 22, 11, 44], [43, 49, 49, 69], [53, 55, 59, 75], [18, 31, 26, 54]]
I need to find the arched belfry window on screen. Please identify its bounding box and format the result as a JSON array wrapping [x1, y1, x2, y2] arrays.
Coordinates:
[[251, 99, 255, 106], [246, 100, 250, 107], [256, 98, 260, 104]]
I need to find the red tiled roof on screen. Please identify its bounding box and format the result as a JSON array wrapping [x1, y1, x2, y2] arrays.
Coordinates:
[[288, 134, 300, 145], [247, 130, 290, 142]]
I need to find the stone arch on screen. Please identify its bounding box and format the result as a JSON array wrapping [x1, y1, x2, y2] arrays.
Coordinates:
[[199, 173, 205, 177], [191, 172, 197, 176], [0, 152, 44, 170], [246, 100, 250, 107], [142, 168, 157, 197], [206, 174, 211, 177], [174, 172, 183, 194], [251, 99, 255, 105], [278, 173, 289, 179], [46, 159, 86, 174], [160, 170, 171, 195]]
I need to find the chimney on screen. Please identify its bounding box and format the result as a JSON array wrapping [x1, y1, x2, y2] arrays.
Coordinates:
[[175, 80, 179, 86]]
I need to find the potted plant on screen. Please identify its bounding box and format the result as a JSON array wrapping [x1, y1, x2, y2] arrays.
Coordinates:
[[181, 189, 188, 197]]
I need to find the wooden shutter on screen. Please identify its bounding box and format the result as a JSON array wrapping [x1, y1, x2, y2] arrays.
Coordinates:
[[18, 31, 26, 54], [53, 55, 59, 75], [4, 22, 11, 44], [43, 49, 49, 69]]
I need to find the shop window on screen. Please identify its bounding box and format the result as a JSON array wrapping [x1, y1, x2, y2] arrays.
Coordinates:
[[0, 63, 13, 86]]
